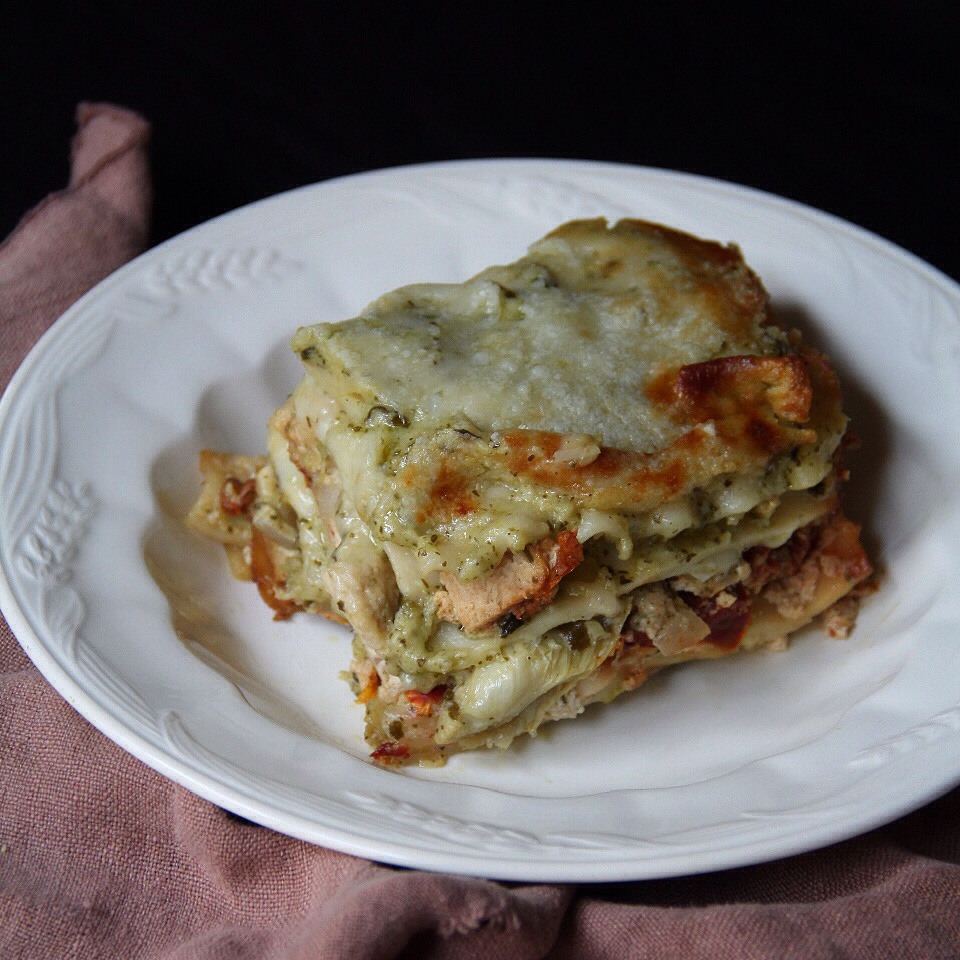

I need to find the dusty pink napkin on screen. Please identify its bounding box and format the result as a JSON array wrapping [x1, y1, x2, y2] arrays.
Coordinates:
[[1, 103, 959, 960]]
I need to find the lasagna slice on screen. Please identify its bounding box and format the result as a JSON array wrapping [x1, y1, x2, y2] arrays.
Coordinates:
[[188, 218, 872, 765]]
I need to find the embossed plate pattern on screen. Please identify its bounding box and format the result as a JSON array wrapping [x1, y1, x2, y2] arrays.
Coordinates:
[[2, 160, 960, 882]]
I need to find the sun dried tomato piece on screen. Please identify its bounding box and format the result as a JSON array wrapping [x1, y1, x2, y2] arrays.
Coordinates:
[[370, 741, 410, 762], [404, 685, 446, 716], [220, 476, 257, 515], [680, 586, 751, 650], [619, 628, 656, 649]]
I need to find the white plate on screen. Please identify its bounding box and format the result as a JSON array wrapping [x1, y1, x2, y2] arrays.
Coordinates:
[[2, 159, 960, 882]]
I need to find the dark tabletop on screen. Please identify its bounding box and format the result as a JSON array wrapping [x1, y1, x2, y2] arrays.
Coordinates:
[[2, 3, 957, 283]]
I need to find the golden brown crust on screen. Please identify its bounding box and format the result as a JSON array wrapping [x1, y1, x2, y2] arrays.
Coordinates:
[[392, 339, 842, 527], [435, 531, 584, 632], [249, 526, 302, 620]]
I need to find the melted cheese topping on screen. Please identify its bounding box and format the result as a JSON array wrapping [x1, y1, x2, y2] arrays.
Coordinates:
[[292, 218, 789, 451]]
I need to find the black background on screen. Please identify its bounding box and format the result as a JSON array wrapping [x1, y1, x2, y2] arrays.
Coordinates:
[[2, 2, 958, 282]]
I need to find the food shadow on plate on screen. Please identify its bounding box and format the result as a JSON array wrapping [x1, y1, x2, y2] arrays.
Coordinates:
[[143, 340, 366, 754]]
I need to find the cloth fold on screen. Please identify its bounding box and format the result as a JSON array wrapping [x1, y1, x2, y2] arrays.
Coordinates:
[[1, 102, 958, 960], [0, 102, 150, 390]]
